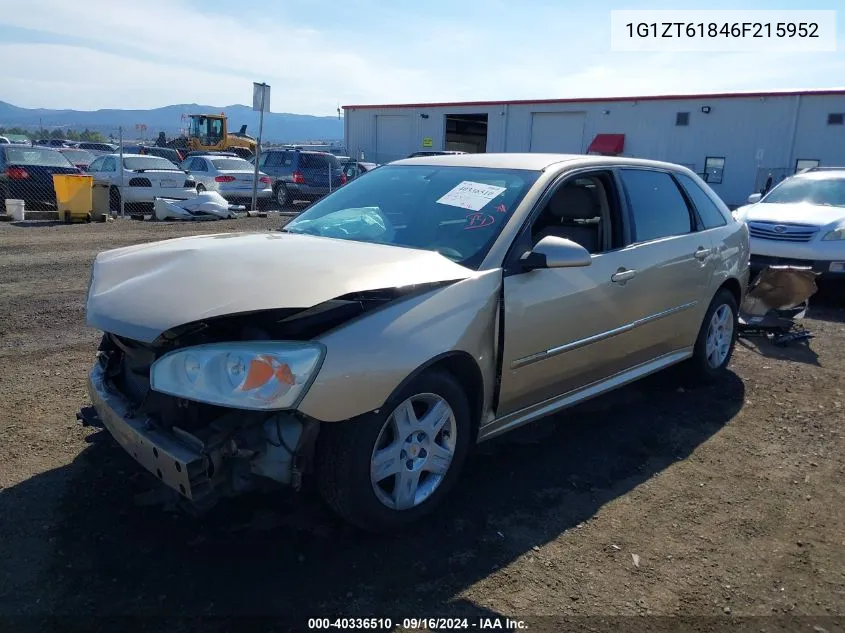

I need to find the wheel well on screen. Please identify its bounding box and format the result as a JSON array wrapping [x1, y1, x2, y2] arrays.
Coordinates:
[[421, 353, 485, 438], [719, 277, 742, 307]]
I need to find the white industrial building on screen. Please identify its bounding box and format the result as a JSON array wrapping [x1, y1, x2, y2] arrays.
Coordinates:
[[343, 89, 845, 206]]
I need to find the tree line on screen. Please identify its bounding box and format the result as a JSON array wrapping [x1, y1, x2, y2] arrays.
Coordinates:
[[0, 126, 108, 143]]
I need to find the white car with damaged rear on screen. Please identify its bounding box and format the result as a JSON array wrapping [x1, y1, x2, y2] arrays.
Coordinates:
[[733, 168, 845, 278], [86, 153, 197, 211], [181, 155, 273, 209]]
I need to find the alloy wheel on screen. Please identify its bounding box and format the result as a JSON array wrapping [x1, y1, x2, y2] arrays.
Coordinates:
[[370, 393, 457, 511]]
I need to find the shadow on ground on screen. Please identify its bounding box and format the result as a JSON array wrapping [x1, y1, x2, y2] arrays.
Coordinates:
[[0, 370, 744, 629], [736, 335, 820, 367]]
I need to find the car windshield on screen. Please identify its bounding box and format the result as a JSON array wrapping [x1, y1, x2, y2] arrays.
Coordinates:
[[123, 156, 180, 171], [762, 177, 845, 207], [4, 147, 74, 167], [60, 149, 94, 163], [211, 158, 252, 171], [283, 164, 540, 269]]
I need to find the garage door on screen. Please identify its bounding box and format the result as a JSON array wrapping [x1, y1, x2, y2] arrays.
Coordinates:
[[375, 115, 412, 164], [529, 112, 586, 153]]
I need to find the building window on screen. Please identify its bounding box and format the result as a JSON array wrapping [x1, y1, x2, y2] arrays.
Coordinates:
[[703, 157, 725, 184], [675, 112, 690, 126], [795, 159, 820, 173], [828, 113, 844, 125]]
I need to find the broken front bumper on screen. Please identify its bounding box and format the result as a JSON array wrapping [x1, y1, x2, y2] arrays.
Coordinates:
[[86, 361, 214, 501]]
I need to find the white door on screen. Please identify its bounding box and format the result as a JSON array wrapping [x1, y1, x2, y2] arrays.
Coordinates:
[[375, 115, 412, 164], [529, 112, 586, 153]]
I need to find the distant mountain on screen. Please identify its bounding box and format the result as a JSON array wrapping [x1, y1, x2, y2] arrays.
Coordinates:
[[0, 101, 343, 143]]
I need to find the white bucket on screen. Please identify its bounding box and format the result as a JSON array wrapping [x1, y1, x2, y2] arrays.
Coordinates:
[[5, 199, 25, 221]]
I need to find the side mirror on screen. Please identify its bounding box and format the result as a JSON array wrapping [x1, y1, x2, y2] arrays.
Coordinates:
[[521, 235, 592, 271], [747, 193, 762, 204]]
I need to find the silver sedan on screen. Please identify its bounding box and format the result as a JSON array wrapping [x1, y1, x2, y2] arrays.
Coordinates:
[[181, 155, 273, 207]]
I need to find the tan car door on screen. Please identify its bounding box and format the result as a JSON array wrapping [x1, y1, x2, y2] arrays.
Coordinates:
[[497, 171, 639, 417], [609, 167, 717, 369]]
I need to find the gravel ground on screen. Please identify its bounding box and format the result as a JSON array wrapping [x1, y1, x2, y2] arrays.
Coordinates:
[[1, 218, 844, 631]]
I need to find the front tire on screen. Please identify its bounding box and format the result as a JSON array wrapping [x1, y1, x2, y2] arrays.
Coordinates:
[[687, 288, 738, 383], [315, 370, 472, 532], [196, 184, 206, 193]]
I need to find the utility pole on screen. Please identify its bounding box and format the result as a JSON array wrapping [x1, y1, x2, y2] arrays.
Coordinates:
[[251, 82, 269, 213]]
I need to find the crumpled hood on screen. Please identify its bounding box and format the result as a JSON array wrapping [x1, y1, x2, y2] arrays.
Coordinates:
[[735, 202, 845, 227], [86, 231, 474, 343]]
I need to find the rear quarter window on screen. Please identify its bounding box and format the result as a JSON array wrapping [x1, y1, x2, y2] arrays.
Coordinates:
[[675, 173, 728, 229], [299, 153, 338, 169]]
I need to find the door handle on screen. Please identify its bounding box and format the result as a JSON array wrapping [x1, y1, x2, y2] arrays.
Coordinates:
[[611, 268, 637, 283], [694, 246, 712, 260]]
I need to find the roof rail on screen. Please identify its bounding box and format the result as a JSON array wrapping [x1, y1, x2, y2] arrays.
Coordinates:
[[800, 166, 845, 172]]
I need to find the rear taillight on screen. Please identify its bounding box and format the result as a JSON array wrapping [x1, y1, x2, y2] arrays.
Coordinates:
[[215, 175, 236, 182], [259, 176, 271, 185], [7, 167, 29, 179], [292, 171, 305, 184], [340, 172, 347, 185]]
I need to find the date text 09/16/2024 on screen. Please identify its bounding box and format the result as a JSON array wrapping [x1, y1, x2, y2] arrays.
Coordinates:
[[307, 617, 528, 630]]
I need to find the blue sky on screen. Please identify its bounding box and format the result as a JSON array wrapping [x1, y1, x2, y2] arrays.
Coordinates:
[[0, 0, 842, 115]]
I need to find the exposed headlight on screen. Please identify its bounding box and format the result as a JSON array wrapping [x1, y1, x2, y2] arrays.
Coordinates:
[[150, 342, 325, 410], [822, 227, 845, 241]]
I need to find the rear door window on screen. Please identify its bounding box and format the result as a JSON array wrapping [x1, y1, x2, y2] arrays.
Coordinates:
[[620, 169, 693, 242], [675, 173, 728, 229]]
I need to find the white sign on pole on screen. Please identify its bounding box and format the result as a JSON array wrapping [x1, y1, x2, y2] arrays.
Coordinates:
[[253, 83, 271, 112]]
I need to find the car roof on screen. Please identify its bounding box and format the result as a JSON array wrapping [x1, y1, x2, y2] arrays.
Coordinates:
[[103, 153, 172, 160], [389, 152, 694, 172], [793, 169, 845, 180]]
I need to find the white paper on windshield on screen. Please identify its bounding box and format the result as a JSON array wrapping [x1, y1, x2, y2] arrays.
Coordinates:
[[436, 181, 507, 212]]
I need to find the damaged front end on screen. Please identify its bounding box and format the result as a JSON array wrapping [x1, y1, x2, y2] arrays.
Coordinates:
[[79, 284, 452, 511], [738, 265, 820, 345]]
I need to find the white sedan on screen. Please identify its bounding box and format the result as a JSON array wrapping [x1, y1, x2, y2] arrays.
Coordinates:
[[180, 154, 272, 208], [733, 168, 845, 278], [87, 154, 197, 211]]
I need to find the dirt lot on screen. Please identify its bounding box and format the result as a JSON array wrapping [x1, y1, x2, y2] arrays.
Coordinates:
[[1, 218, 844, 631]]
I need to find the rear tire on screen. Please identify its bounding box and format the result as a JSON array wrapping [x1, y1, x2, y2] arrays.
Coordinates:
[[274, 183, 290, 209], [315, 370, 472, 532], [109, 186, 121, 213], [64, 211, 71, 224], [687, 288, 738, 383]]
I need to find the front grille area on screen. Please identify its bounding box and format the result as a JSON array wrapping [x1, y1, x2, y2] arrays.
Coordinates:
[[747, 221, 818, 242]]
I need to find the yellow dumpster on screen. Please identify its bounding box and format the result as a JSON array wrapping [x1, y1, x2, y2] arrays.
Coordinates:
[[53, 174, 94, 223]]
